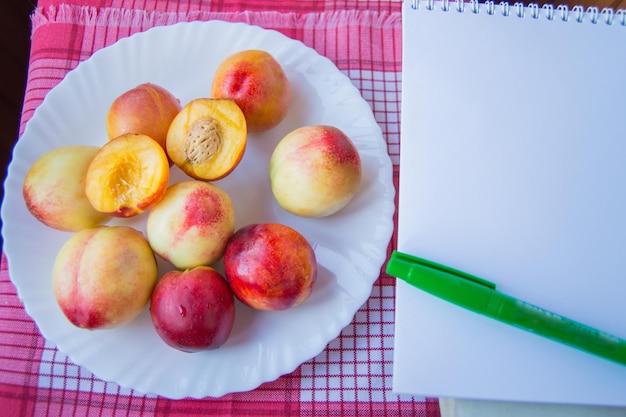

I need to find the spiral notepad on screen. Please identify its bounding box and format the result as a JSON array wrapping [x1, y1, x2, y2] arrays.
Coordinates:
[[395, 0, 626, 407]]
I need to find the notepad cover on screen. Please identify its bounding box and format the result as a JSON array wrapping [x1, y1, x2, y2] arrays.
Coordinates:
[[394, 0, 626, 406]]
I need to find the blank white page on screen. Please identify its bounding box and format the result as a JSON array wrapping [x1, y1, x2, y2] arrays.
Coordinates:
[[395, 0, 626, 406]]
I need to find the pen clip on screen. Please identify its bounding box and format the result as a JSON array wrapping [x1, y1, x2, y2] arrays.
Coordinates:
[[387, 251, 497, 290]]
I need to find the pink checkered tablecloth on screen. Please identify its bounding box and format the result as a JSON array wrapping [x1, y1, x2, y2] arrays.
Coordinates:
[[0, 1, 441, 415]]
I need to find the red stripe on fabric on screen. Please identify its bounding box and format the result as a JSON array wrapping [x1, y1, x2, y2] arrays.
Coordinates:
[[152, 373, 302, 416], [0, 383, 37, 417], [30, 7, 402, 70], [25, 385, 161, 416]]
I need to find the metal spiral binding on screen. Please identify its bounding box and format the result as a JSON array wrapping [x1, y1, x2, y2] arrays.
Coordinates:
[[411, 0, 626, 25]]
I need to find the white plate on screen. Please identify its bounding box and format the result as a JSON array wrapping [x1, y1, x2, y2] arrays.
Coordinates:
[[1, 20, 394, 398]]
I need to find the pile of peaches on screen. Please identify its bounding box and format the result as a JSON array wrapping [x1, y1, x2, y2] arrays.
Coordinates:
[[22, 49, 363, 352]]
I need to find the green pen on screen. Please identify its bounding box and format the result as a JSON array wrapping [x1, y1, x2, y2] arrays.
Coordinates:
[[386, 250, 626, 367]]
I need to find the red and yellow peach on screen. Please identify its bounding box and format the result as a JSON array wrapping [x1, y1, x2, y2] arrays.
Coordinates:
[[223, 223, 317, 311], [269, 125, 362, 217], [52, 226, 158, 329], [146, 180, 235, 269], [211, 50, 291, 132], [22, 145, 111, 232], [106, 82, 181, 154]]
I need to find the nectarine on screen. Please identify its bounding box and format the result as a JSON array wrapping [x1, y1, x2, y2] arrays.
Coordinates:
[[223, 223, 317, 311], [22, 145, 111, 232], [52, 226, 158, 329], [269, 125, 362, 217], [150, 266, 235, 352], [106, 82, 181, 154], [146, 180, 235, 269], [211, 50, 291, 132]]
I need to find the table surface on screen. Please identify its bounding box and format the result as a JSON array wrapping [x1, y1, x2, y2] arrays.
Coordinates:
[[2, 1, 624, 416], [0, 1, 445, 416]]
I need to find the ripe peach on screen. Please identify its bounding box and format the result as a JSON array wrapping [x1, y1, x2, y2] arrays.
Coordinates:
[[150, 266, 235, 352], [146, 180, 235, 269], [22, 145, 111, 232], [52, 226, 158, 329], [106, 82, 181, 153], [269, 125, 362, 217], [85, 133, 169, 218], [211, 49, 291, 132], [223, 223, 317, 311], [166, 98, 246, 181]]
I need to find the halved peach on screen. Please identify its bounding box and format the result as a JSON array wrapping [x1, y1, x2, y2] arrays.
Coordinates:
[[85, 133, 169, 218], [166, 98, 246, 181]]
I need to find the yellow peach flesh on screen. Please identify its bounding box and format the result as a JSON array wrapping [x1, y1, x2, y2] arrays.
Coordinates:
[[85, 133, 169, 218], [166, 98, 246, 181]]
